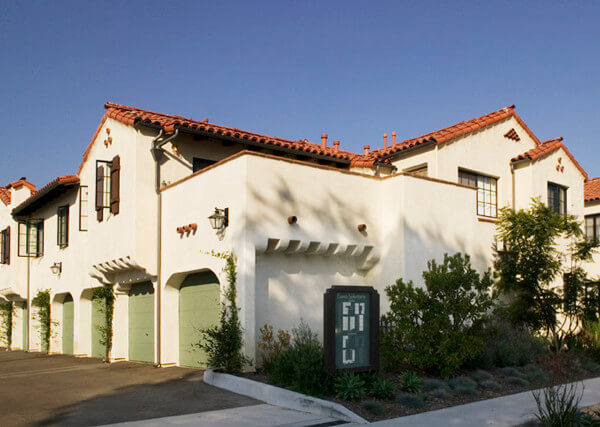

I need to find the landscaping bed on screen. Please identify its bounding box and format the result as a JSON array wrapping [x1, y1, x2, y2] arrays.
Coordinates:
[[244, 352, 600, 421]]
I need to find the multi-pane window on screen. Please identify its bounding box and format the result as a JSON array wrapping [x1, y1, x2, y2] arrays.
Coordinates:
[[79, 186, 89, 231], [18, 220, 43, 257], [0, 227, 9, 264], [548, 182, 567, 215], [459, 170, 498, 217], [95, 156, 120, 222], [57, 205, 69, 248], [585, 214, 600, 243]]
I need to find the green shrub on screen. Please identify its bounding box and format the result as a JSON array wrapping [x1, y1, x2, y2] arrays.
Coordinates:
[[506, 376, 530, 386], [400, 371, 422, 394], [381, 253, 494, 376], [585, 360, 600, 373], [430, 388, 452, 400], [467, 316, 548, 369], [500, 367, 524, 377], [265, 320, 330, 396], [449, 376, 477, 390], [32, 289, 51, 353], [480, 380, 501, 390], [334, 372, 367, 400], [454, 385, 480, 396], [369, 376, 396, 400], [524, 369, 549, 384], [423, 378, 448, 392], [395, 392, 425, 408], [472, 369, 493, 383], [362, 400, 386, 416], [533, 383, 585, 426]]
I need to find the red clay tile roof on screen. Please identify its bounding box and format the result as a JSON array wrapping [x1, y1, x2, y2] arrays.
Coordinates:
[[6, 179, 36, 192], [0, 188, 10, 206], [373, 105, 541, 159], [511, 137, 588, 180], [12, 175, 79, 216], [585, 178, 600, 202]]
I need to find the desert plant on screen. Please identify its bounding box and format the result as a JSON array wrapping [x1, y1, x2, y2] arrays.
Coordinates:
[[430, 388, 452, 399], [533, 383, 586, 426], [369, 376, 396, 399], [264, 320, 329, 396], [506, 376, 530, 386], [472, 369, 493, 383], [362, 400, 386, 417], [449, 376, 477, 390], [501, 367, 524, 377], [395, 392, 425, 408], [423, 378, 448, 392], [400, 371, 422, 393], [480, 380, 501, 390], [454, 385, 480, 396], [381, 253, 494, 376], [334, 372, 367, 400], [195, 253, 249, 374]]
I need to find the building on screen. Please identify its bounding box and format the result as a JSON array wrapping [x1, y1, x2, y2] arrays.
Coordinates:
[[0, 102, 598, 367]]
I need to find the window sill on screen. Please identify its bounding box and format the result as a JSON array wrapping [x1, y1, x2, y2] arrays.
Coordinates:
[[477, 216, 498, 224]]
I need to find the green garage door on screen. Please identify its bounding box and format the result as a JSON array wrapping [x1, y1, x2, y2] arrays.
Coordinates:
[[129, 282, 154, 362], [91, 296, 106, 358], [179, 271, 220, 368], [62, 295, 74, 354]]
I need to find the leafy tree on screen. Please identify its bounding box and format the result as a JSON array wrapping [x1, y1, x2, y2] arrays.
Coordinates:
[[381, 253, 494, 376], [494, 199, 596, 350]]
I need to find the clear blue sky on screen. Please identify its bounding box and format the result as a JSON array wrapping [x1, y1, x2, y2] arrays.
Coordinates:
[[1, 1, 599, 186]]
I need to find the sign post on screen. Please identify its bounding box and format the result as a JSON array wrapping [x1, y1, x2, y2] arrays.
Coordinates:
[[323, 286, 379, 374]]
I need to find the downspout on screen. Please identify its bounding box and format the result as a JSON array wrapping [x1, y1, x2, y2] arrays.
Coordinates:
[[151, 128, 179, 367], [27, 253, 30, 351]]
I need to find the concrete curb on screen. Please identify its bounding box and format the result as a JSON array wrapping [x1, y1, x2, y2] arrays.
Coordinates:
[[203, 369, 368, 424]]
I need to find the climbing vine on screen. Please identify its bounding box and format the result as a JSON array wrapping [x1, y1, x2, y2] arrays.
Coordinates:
[[196, 251, 249, 373], [0, 300, 14, 349], [32, 289, 52, 352], [92, 284, 115, 362]]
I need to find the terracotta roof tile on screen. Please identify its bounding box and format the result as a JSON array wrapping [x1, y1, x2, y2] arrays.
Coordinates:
[[12, 175, 79, 216], [6, 179, 36, 192], [0, 188, 10, 206], [373, 105, 541, 159], [585, 178, 600, 202], [511, 138, 588, 180]]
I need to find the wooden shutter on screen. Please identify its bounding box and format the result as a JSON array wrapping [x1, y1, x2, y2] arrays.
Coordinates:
[[110, 155, 120, 215], [96, 165, 104, 222], [5, 226, 10, 265]]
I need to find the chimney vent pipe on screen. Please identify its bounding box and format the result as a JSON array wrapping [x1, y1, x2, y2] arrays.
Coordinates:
[[333, 140, 340, 151], [383, 133, 388, 148], [321, 133, 328, 147], [364, 145, 370, 155], [392, 132, 397, 147]]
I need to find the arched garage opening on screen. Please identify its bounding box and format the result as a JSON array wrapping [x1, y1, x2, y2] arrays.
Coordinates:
[[179, 271, 220, 368]]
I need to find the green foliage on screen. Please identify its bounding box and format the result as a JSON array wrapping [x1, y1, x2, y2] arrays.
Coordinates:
[[533, 383, 588, 427], [257, 323, 291, 372], [32, 289, 51, 352], [423, 378, 448, 392], [196, 253, 249, 374], [454, 385, 480, 396], [506, 376, 530, 386], [480, 380, 501, 390], [362, 400, 386, 417], [0, 301, 13, 349], [500, 367, 523, 377], [494, 200, 597, 350], [448, 376, 477, 390], [430, 388, 452, 399], [381, 253, 494, 376], [369, 376, 396, 400], [334, 372, 367, 400], [585, 360, 600, 373], [471, 370, 493, 383], [400, 371, 422, 394], [263, 320, 330, 396], [395, 392, 425, 408], [468, 315, 548, 369], [92, 285, 115, 361]]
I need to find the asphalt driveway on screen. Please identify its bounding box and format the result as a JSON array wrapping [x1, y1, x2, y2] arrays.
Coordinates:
[[0, 351, 260, 426]]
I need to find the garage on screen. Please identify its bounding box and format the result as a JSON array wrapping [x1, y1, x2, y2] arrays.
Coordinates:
[[179, 271, 220, 368], [62, 294, 74, 354], [128, 282, 154, 362], [91, 296, 106, 358]]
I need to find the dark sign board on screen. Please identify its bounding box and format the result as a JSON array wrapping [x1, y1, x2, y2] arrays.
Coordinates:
[[324, 286, 379, 374]]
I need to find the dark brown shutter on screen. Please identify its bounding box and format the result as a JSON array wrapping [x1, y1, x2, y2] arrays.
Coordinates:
[[110, 155, 120, 215], [6, 226, 10, 265], [96, 165, 104, 222]]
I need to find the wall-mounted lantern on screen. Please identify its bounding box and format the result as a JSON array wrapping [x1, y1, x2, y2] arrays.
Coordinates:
[[208, 208, 229, 230], [50, 262, 62, 275]]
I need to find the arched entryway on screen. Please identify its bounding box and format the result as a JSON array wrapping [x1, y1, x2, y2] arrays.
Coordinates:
[[178, 271, 220, 368]]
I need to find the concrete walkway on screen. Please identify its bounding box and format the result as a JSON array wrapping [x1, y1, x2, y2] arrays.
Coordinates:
[[347, 376, 600, 427], [105, 404, 342, 427]]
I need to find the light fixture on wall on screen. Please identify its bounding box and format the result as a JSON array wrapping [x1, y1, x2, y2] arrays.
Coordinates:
[[50, 262, 62, 275], [208, 207, 229, 230]]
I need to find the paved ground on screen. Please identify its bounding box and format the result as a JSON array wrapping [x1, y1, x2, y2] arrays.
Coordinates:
[[0, 351, 260, 426]]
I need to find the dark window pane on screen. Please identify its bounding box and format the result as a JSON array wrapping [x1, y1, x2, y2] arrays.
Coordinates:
[[193, 157, 217, 173]]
